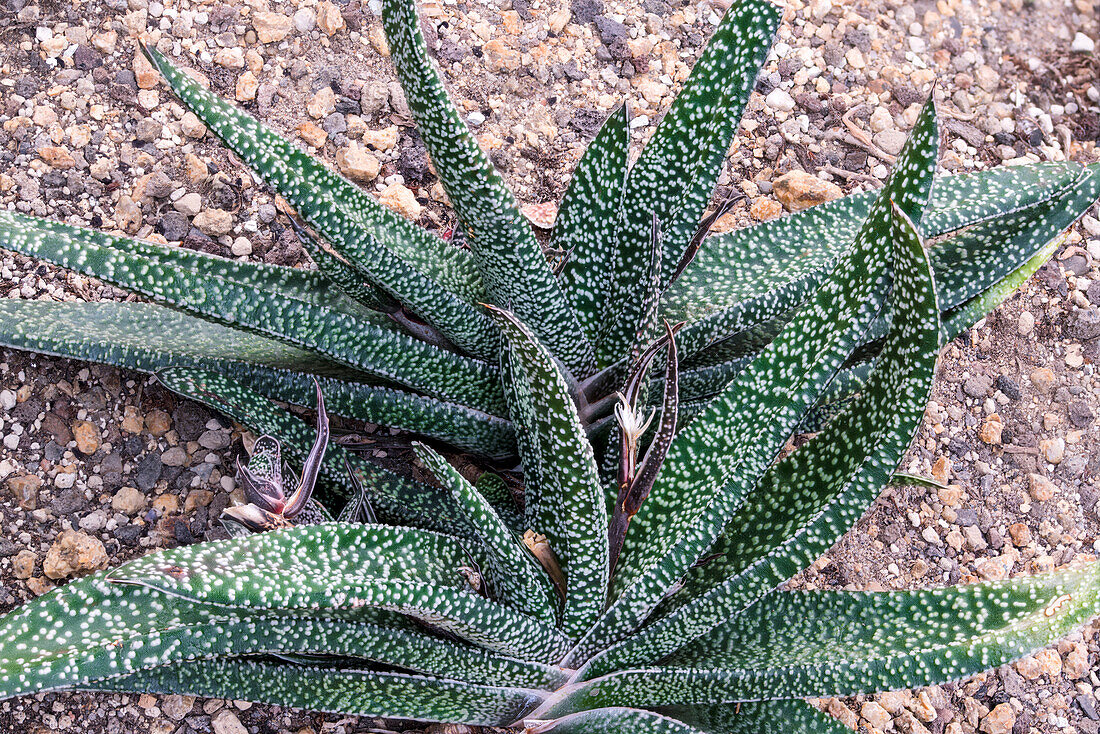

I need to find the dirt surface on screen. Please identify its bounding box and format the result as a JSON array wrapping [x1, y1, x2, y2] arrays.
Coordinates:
[[1, 0, 1099, 731]]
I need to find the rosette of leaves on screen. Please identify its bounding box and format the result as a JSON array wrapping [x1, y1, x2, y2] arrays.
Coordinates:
[[2, 4, 1100, 726], [0, 0, 1098, 485]]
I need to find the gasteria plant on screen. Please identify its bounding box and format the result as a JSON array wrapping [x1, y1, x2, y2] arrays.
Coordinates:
[[2, 0, 1100, 730], [0, 0, 1098, 480]]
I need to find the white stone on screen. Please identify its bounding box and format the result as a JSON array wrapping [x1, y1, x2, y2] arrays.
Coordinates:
[[0, 389, 15, 411], [765, 88, 795, 112], [293, 8, 316, 33], [231, 237, 253, 257], [173, 192, 202, 216], [1071, 32, 1096, 54]]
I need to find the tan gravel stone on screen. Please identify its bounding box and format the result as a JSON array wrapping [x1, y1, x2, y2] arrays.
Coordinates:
[[71, 420, 99, 454], [236, 71, 259, 102], [43, 530, 108, 580], [362, 126, 400, 151], [114, 195, 142, 234], [12, 549, 37, 579], [378, 183, 422, 220], [1028, 473, 1055, 501], [1063, 642, 1089, 679], [252, 11, 293, 43], [193, 209, 234, 236], [482, 39, 521, 72], [977, 413, 1003, 445], [38, 146, 76, 169], [113, 486, 147, 515], [307, 87, 336, 119], [134, 50, 159, 89], [316, 1, 346, 36], [773, 170, 843, 212], [336, 143, 381, 182], [749, 197, 783, 221], [181, 112, 207, 139], [979, 703, 1015, 734], [7, 474, 42, 510], [861, 701, 891, 730], [297, 121, 329, 148]]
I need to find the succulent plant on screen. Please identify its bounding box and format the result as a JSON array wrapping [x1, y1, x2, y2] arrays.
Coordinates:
[[1, 0, 1098, 485], [2, 0, 1100, 728]]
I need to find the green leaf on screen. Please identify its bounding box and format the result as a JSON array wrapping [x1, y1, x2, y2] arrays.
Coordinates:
[[486, 305, 608, 638], [567, 99, 941, 665], [661, 162, 1094, 362], [931, 162, 1100, 310], [586, 201, 940, 676], [0, 211, 503, 411], [0, 300, 514, 458], [154, 367, 510, 534], [380, 0, 594, 376], [140, 44, 498, 358], [658, 700, 856, 734], [527, 707, 709, 734], [0, 573, 562, 702], [544, 562, 1100, 714], [554, 105, 630, 343], [94, 659, 545, 726], [413, 443, 557, 623], [599, 0, 782, 362], [109, 523, 570, 661]]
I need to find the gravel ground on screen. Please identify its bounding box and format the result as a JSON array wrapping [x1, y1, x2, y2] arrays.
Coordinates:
[[1, 0, 1099, 731]]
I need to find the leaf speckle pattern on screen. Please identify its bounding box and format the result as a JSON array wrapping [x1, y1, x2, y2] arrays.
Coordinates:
[[1, 0, 1099, 730]]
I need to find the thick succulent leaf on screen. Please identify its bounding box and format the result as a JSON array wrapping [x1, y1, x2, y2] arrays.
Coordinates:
[[380, 0, 594, 375], [662, 162, 1094, 361], [94, 658, 544, 726], [299, 229, 391, 311], [924, 161, 1091, 237], [527, 707, 709, 734], [413, 443, 557, 623], [554, 105, 630, 343], [931, 162, 1100, 310], [0, 571, 563, 703], [155, 367, 511, 535], [599, 0, 781, 361], [940, 236, 1060, 343], [566, 100, 940, 665], [108, 523, 570, 661], [545, 562, 1100, 714], [547, 562, 1100, 714], [0, 299, 331, 375], [0, 300, 513, 457], [586, 203, 939, 676], [659, 700, 852, 734], [535, 702, 845, 734], [0, 211, 503, 411], [486, 306, 608, 638], [140, 45, 498, 358]]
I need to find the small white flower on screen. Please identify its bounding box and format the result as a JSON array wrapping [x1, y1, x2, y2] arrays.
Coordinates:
[[614, 392, 655, 453]]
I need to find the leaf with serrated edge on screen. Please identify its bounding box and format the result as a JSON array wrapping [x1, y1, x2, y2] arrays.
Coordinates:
[[554, 104, 630, 343], [380, 0, 594, 375], [662, 162, 1093, 361], [541, 562, 1100, 714], [584, 202, 939, 677], [485, 305, 608, 638], [658, 700, 870, 734], [526, 706, 709, 734], [0, 573, 564, 700]]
